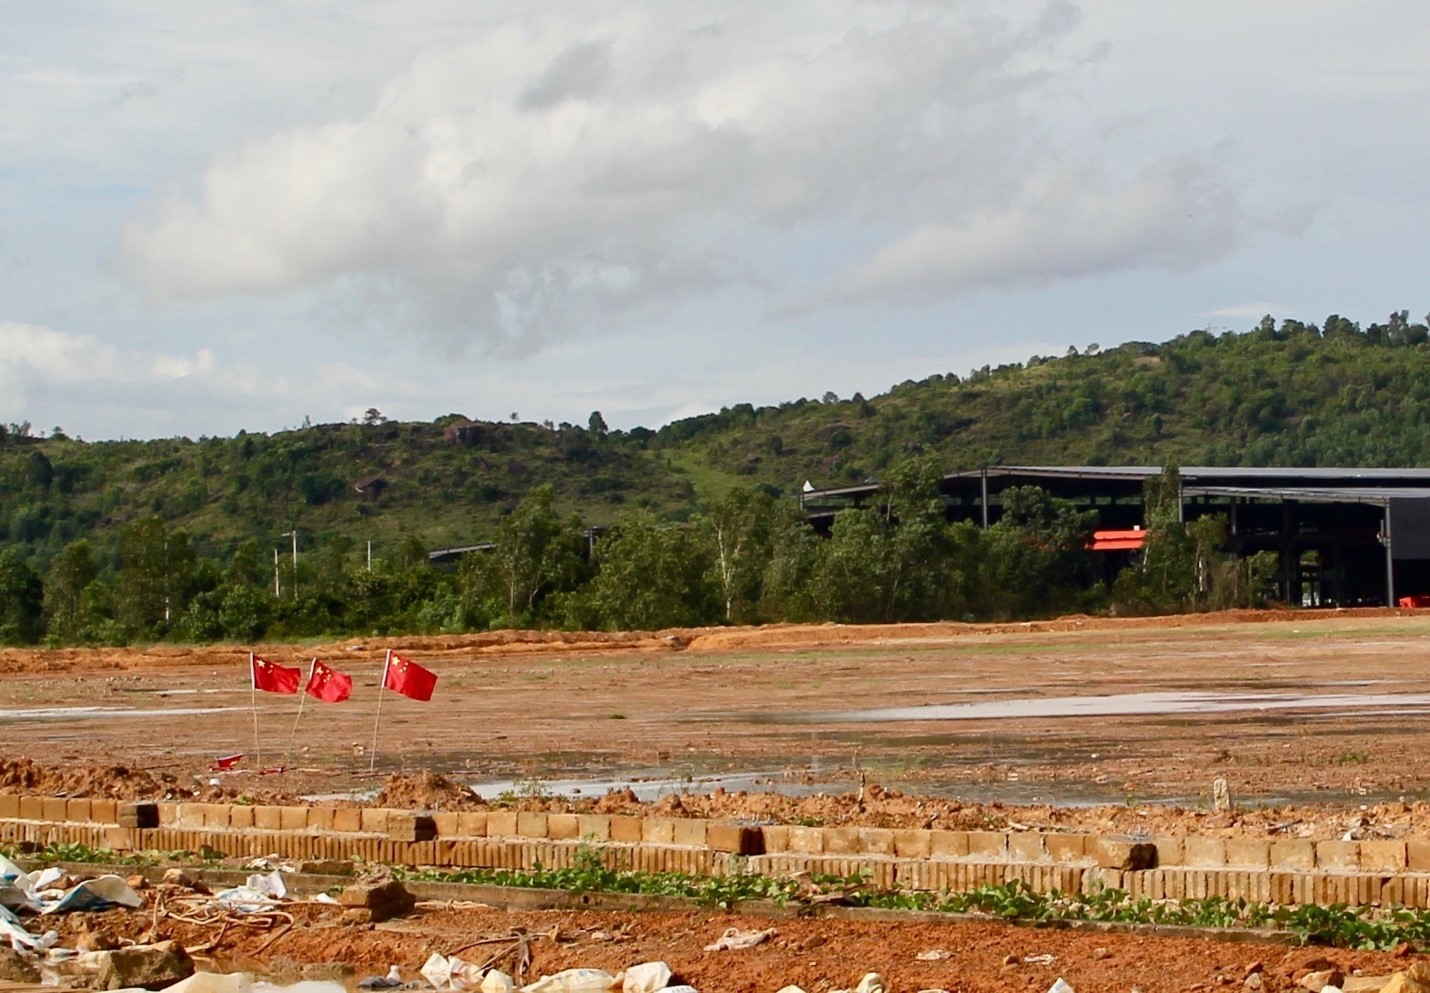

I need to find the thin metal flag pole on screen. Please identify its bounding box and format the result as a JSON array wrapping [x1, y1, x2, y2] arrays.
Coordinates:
[[249, 653, 262, 769], [285, 658, 314, 769], [369, 649, 391, 774]]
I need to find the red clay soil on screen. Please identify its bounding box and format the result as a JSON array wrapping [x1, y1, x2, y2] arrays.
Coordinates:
[[64, 898, 1423, 993]]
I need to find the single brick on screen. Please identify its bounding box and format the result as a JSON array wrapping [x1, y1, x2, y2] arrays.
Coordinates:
[[761, 825, 790, 853], [117, 802, 158, 829], [1407, 840, 1430, 872], [516, 812, 549, 839], [1045, 834, 1088, 863], [18, 796, 43, 821], [360, 808, 392, 834], [458, 812, 490, 838], [1092, 836, 1157, 871], [41, 797, 67, 822], [253, 806, 284, 830], [1360, 840, 1408, 872], [607, 815, 641, 843], [547, 814, 580, 841], [893, 829, 932, 859], [0, 795, 19, 819], [307, 807, 336, 833], [487, 811, 519, 838], [967, 831, 1007, 859], [789, 826, 825, 854], [1151, 835, 1184, 865], [1223, 839, 1270, 868], [1183, 836, 1226, 867], [175, 804, 204, 828], [929, 830, 970, 859], [1269, 839, 1315, 871], [388, 813, 436, 843], [1316, 840, 1360, 870], [229, 805, 256, 829], [641, 817, 675, 845], [1009, 833, 1045, 862], [574, 814, 608, 841], [859, 828, 896, 857], [280, 806, 307, 831], [65, 799, 93, 823], [818, 826, 856, 855], [672, 818, 707, 847], [708, 823, 764, 856]]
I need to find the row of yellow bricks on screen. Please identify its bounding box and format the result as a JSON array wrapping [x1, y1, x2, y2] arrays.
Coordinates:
[[5, 819, 1430, 908], [0, 793, 1425, 873]]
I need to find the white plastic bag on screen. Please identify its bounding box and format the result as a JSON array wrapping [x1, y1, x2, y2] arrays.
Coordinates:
[[521, 969, 616, 993], [622, 962, 672, 993]]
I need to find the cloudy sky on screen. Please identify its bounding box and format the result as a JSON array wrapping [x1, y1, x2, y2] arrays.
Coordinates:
[[3, 1, 1428, 440]]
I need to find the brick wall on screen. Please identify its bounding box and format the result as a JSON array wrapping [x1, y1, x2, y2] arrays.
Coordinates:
[[2, 793, 1426, 908]]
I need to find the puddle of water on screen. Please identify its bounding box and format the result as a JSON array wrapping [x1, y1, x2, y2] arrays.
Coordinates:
[[817, 690, 1430, 723], [468, 768, 835, 802], [0, 705, 239, 720]]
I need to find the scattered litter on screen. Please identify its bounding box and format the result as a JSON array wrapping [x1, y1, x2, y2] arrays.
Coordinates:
[[621, 961, 672, 993], [704, 927, 776, 951], [1048, 980, 1075, 993], [854, 974, 885, 993], [213, 872, 287, 915], [916, 950, 953, 961], [421, 952, 483, 991], [481, 971, 516, 993], [520, 968, 616, 993], [357, 965, 403, 989], [165, 973, 252, 993], [1024, 954, 1056, 965]]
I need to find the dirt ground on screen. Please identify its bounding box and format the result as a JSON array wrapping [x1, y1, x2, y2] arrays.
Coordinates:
[[14, 610, 1430, 990], [6, 610, 1430, 839], [59, 896, 1423, 993]]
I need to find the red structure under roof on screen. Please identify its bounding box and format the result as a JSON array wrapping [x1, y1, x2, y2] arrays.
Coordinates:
[[1088, 529, 1147, 552]]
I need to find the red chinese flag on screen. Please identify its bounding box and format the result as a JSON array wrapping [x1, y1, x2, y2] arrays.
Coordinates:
[[251, 655, 301, 694], [384, 653, 437, 702], [305, 659, 353, 704]]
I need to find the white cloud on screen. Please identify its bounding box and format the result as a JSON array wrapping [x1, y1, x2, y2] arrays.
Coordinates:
[[1207, 302, 1294, 321], [116, 1, 1251, 355], [825, 157, 1242, 302]]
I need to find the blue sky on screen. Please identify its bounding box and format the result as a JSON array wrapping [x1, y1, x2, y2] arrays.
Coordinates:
[[2, 1, 1428, 440]]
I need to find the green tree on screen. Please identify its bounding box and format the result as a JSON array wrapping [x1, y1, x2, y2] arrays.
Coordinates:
[[464, 485, 584, 626], [0, 550, 44, 644], [583, 511, 715, 630], [44, 539, 96, 642], [697, 487, 777, 622]]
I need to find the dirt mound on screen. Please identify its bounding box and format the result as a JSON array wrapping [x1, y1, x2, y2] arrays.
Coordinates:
[[372, 770, 477, 809], [0, 756, 305, 805]]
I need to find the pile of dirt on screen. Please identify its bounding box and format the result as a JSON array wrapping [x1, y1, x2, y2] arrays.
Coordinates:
[[0, 756, 305, 805], [371, 770, 476, 809]]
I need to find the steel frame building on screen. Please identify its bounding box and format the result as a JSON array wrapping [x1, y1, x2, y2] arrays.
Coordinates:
[[801, 466, 1430, 607]]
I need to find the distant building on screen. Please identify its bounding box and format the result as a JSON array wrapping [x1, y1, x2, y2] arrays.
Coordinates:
[[801, 466, 1430, 608]]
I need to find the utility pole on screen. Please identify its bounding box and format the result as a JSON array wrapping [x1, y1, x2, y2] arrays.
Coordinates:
[[281, 530, 298, 599], [273, 547, 280, 598], [367, 540, 372, 572]]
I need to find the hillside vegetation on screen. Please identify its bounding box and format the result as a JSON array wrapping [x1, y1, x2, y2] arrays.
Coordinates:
[[2, 311, 1428, 572], [9, 310, 1421, 645]]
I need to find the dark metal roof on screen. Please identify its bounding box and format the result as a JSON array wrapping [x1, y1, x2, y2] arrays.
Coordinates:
[[801, 465, 1430, 503], [1184, 485, 1430, 506]]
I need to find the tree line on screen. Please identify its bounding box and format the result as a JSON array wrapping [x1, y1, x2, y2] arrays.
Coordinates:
[[0, 462, 1274, 646]]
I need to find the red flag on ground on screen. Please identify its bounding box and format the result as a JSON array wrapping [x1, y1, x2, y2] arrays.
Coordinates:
[[251, 655, 301, 694], [305, 659, 353, 703], [210, 754, 244, 771], [384, 652, 437, 702]]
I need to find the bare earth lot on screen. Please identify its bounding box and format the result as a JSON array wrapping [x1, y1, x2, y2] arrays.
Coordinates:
[[10, 610, 1430, 990]]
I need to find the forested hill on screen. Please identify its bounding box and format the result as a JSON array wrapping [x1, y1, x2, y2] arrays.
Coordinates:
[[3, 311, 1429, 566]]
